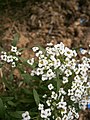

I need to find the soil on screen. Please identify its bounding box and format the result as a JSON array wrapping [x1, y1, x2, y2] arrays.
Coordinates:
[[0, 0, 90, 51]]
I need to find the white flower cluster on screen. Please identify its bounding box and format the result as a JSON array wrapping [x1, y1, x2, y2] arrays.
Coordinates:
[[0, 46, 21, 67], [22, 111, 31, 120], [28, 42, 90, 119], [80, 47, 90, 55]]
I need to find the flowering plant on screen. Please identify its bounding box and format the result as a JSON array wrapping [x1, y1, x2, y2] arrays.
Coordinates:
[[28, 42, 90, 120], [0, 41, 90, 120]]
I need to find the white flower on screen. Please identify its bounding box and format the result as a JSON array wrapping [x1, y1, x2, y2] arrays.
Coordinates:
[[55, 117, 61, 120], [1, 54, 7, 61], [32, 47, 39, 52], [50, 56, 56, 61], [42, 74, 48, 81], [39, 54, 44, 59], [38, 59, 43, 67], [42, 59, 48, 67], [22, 111, 30, 120], [36, 68, 44, 75], [38, 104, 44, 110], [59, 88, 66, 96], [47, 43, 53, 46], [88, 50, 90, 55], [46, 47, 55, 56], [75, 89, 82, 98], [74, 75, 81, 82], [80, 99, 87, 110], [42, 94, 47, 98], [63, 77, 68, 84], [64, 69, 72, 77], [41, 110, 47, 119], [11, 46, 17, 53], [67, 111, 74, 119], [46, 99, 51, 106], [45, 108, 51, 117], [1, 51, 6, 55], [62, 115, 68, 120], [12, 62, 16, 67], [47, 69, 56, 80], [51, 91, 57, 100], [64, 47, 73, 58], [57, 101, 67, 109], [80, 70, 87, 76], [48, 84, 54, 90], [27, 58, 34, 65], [7, 55, 13, 63], [70, 96, 76, 101], [80, 48, 87, 54], [38, 58, 48, 68], [16, 51, 21, 56], [73, 50, 77, 57], [61, 107, 67, 115], [36, 51, 42, 57], [75, 113, 79, 119], [40, 109, 51, 118], [54, 59, 61, 69], [54, 42, 65, 55], [31, 70, 35, 76], [57, 96, 67, 109], [13, 56, 18, 61], [59, 64, 66, 72], [68, 89, 74, 96]]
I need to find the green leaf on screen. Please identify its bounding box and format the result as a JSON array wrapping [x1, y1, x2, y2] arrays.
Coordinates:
[[56, 69, 62, 91], [21, 73, 31, 84], [9, 73, 14, 81], [8, 111, 23, 119], [37, 45, 45, 53], [1, 97, 14, 102], [0, 98, 5, 118], [12, 33, 20, 46], [19, 98, 34, 104], [2, 75, 12, 91], [18, 47, 26, 52], [33, 89, 40, 105], [21, 88, 33, 95], [7, 101, 16, 107], [0, 63, 3, 68]]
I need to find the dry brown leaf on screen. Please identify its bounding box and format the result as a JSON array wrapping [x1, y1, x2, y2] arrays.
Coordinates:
[[62, 38, 72, 48], [21, 49, 31, 59], [17, 33, 29, 48], [13, 68, 21, 79], [50, 39, 57, 45], [0, 68, 3, 79]]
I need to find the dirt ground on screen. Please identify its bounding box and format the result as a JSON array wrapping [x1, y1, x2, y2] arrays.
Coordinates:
[[0, 0, 90, 51]]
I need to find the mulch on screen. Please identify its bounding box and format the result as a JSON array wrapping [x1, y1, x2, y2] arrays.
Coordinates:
[[0, 0, 90, 51]]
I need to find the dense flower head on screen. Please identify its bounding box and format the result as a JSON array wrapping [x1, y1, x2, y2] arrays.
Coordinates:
[[28, 42, 90, 119], [0, 46, 21, 67], [22, 111, 31, 120]]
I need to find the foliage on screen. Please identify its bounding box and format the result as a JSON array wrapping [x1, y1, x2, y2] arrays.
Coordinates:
[[0, 35, 90, 120]]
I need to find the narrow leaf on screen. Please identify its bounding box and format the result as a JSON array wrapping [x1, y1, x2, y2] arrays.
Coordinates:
[[0, 98, 5, 118], [7, 101, 16, 107], [33, 89, 40, 105], [8, 111, 23, 119], [12, 33, 20, 46], [2, 75, 12, 91], [56, 69, 62, 91], [22, 73, 31, 84]]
